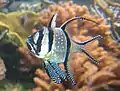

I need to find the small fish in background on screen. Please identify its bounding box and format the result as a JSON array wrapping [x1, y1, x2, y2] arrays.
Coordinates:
[[26, 14, 103, 85]]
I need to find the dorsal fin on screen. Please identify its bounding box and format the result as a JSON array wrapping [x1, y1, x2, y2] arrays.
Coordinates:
[[60, 17, 99, 31], [48, 14, 57, 28]]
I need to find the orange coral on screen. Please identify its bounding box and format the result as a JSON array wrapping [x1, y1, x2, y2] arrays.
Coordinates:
[[0, 57, 6, 80]]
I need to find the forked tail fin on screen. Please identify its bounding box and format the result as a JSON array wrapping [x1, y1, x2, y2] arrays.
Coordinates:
[[73, 35, 103, 65]]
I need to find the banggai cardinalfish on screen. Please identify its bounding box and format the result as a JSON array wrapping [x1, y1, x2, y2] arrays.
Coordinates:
[[26, 14, 103, 85]]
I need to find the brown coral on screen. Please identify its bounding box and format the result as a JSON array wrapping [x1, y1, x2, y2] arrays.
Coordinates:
[[25, 1, 120, 91], [0, 57, 6, 80], [18, 47, 44, 72]]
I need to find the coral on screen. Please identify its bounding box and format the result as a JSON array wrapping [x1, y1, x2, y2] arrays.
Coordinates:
[[0, 15, 42, 82], [18, 47, 43, 72], [1, 83, 28, 91], [37, 0, 111, 45], [29, 1, 120, 91], [0, 11, 49, 87], [0, 1, 119, 91], [36, 0, 120, 58], [91, 0, 120, 44], [0, 57, 6, 80]]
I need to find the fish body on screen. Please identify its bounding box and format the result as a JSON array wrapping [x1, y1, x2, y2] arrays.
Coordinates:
[[26, 14, 103, 85]]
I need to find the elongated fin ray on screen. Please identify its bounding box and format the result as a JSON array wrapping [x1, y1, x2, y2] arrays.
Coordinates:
[[44, 61, 61, 84], [49, 61, 66, 80], [60, 17, 99, 30], [62, 25, 76, 85], [64, 61, 76, 85], [82, 49, 100, 65], [72, 35, 103, 65], [74, 35, 103, 45]]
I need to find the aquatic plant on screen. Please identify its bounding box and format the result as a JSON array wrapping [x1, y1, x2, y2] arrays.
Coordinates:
[[0, 11, 41, 47], [0, 11, 43, 84]]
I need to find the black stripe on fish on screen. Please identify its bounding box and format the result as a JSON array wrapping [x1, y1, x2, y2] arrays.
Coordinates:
[[36, 29, 44, 53], [48, 27, 54, 52], [26, 36, 36, 53], [63, 31, 76, 85], [30, 28, 44, 44], [27, 28, 44, 55]]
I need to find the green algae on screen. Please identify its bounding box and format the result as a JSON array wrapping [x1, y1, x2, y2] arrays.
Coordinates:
[[0, 11, 40, 47]]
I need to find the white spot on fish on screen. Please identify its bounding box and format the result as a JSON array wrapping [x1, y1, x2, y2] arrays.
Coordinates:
[[61, 42, 63, 45], [57, 46, 59, 48], [58, 41, 60, 44]]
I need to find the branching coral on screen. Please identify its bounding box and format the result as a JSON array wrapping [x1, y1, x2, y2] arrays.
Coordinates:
[[91, 0, 120, 45], [18, 47, 43, 72]]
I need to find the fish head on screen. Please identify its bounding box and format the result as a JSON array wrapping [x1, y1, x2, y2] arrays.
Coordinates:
[[26, 27, 50, 58], [26, 13, 57, 59]]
